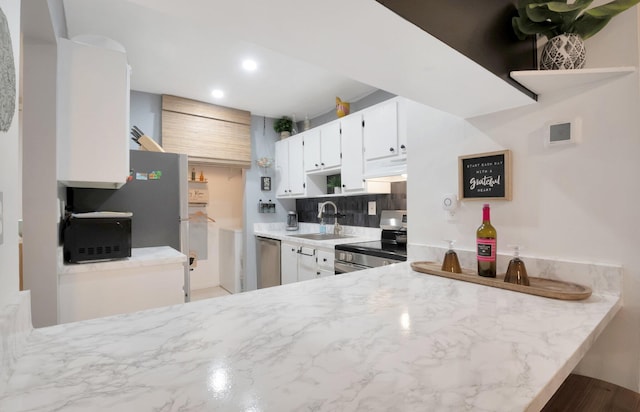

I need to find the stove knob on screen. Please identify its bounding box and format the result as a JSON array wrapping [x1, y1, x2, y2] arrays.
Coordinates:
[[338, 252, 345, 261], [346, 254, 353, 262]]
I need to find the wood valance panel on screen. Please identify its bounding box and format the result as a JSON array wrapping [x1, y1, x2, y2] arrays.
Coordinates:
[[161, 95, 251, 167]]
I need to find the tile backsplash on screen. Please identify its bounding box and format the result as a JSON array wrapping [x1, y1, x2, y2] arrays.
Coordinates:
[[296, 182, 406, 228]]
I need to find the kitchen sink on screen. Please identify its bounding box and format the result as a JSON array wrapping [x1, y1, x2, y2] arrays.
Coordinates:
[[288, 233, 353, 241]]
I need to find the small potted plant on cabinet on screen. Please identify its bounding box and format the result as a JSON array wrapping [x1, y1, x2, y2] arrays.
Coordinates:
[[274, 116, 293, 139], [327, 174, 342, 194]]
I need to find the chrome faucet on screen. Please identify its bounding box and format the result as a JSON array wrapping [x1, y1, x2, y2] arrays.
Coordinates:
[[317, 201, 342, 236]]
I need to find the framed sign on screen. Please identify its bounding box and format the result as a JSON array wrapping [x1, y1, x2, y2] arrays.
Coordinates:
[[261, 176, 271, 191], [458, 150, 512, 201]]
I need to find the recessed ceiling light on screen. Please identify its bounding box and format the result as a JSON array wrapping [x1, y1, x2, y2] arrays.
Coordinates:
[[211, 89, 224, 98], [242, 59, 258, 71]]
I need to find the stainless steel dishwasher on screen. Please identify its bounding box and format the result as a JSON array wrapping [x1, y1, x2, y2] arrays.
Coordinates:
[[257, 237, 281, 289]]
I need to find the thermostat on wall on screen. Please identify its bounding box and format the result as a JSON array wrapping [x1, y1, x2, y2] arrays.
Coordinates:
[[545, 118, 581, 147]]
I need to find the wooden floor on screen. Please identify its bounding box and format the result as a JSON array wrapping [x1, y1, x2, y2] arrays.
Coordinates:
[[542, 374, 640, 412], [190, 286, 231, 301]]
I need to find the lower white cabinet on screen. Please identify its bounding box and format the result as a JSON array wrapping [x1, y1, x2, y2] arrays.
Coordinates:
[[316, 249, 335, 278], [279, 242, 335, 283], [58, 247, 186, 324], [281, 241, 300, 285], [298, 247, 317, 282]]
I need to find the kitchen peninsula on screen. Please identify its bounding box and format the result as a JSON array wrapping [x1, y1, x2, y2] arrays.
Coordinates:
[[0, 261, 620, 411]]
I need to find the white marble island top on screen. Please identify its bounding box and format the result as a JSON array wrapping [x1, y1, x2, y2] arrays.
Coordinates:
[[1, 262, 621, 411]]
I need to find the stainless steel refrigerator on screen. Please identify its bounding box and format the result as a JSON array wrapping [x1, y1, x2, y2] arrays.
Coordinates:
[[66, 150, 191, 300]]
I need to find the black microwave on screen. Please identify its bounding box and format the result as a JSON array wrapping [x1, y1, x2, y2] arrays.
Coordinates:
[[62, 213, 132, 263]]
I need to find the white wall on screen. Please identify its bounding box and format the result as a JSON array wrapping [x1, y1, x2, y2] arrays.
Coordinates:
[[242, 115, 295, 291], [0, 0, 20, 305], [189, 165, 244, 290], [129, 90, 161, 150], [408, 11, 640, 391], [21, 41, 59, 327]]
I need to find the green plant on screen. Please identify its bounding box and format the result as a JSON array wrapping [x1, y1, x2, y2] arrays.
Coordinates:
[[273, 116, 293, 133], [513, 0, 640, 40], [327, 174, 341, 188]]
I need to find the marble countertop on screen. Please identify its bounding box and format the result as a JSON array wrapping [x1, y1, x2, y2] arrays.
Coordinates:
[[58, 246, 187, 275], [1, 262, 621, 411]]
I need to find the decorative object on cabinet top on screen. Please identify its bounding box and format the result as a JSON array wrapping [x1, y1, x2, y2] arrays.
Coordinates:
[[336, 97, 350, 118], [274, 116, 293, 139], [512, 0, 640, 70]]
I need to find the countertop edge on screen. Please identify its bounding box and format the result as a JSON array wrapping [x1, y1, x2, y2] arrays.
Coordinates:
[[525, 296, 623, 411], [254, 230, 377, 248], [58, 246, 187, 275]]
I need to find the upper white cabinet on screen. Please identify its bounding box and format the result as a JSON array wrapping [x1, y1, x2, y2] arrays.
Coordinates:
[[275, 134, 305, 197], [363, 100, 400, 162], [340, 113, 365, 192], [341, 112, 391, 195], [57, 37, 130, 189], [304, 121, 341, 173]]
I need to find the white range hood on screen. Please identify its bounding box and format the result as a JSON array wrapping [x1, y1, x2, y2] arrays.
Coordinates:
[[364, 160, 407, 182]]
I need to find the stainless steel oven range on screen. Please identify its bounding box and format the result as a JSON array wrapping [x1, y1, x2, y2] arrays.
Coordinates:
[[334, 210, 407, 274]]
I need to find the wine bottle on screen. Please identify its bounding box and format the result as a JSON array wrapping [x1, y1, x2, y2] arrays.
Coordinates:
[[476, 203, 497, 277]]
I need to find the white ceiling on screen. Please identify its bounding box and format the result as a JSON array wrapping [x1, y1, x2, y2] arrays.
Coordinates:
[[62, 0, 534, 120], [62, 0, 378, 119]]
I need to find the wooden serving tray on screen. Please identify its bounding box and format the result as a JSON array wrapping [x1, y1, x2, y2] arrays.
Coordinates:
[[411, 261, 592, 301]]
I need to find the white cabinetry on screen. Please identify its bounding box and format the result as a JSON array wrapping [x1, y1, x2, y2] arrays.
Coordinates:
[[363, 100, 399, 161], [57, 37, 130, 189], [316, 248, 335, 278], [58, 247, 186, 324], [341, 113, 391, 194], [304, 121, 342, 173], [278, 241, 336, 283], [275, 134, 305, 197], [297, 246, 317, 282], [340, 113, 365, 192], [363, 97, 430, 180], [281, 241, 299, 285]]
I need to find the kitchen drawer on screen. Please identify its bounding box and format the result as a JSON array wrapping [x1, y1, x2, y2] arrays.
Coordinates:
[[317, 249, 334, 270], [317, 269, 335, 278]]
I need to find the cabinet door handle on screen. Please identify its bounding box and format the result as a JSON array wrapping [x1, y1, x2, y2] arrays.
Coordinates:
[[317, 272, 321, 275], [400, 144, 406, 149], [342, 184, 345, 188], [321, 162, 325, 166], [323, 258, 327, 262], [390, 147, 395, 152], [315, 163, 319, 167]]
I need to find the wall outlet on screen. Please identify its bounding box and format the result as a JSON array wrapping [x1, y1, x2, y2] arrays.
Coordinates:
[[368, 201, 376, 216], [0, 192, 4, 245]]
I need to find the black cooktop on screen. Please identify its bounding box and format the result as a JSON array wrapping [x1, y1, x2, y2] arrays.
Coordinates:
[[335, 240, 407, 261]]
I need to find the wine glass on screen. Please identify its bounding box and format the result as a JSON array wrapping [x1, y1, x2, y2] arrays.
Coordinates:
[[441, 240, 462, 274], [504, 245, 530, 286]]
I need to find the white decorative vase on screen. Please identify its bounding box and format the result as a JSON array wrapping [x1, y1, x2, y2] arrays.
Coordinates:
[[333, 187, 342, 194], [540, 33, 586, 70], [280, 131, 291, 139]]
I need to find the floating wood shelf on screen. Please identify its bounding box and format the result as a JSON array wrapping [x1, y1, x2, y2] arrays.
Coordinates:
[[510, 66, 636, 95], [411, 261, 592, 301]]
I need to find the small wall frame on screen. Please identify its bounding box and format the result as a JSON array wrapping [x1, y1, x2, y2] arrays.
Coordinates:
[[261, 176, 271, 191], [458, 149, 512, 201]]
